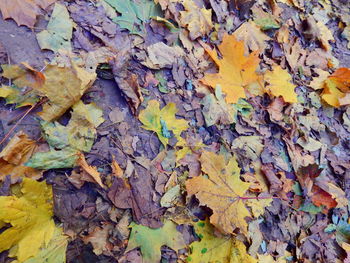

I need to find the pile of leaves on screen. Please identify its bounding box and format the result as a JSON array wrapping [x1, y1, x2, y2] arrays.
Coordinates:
[[1, 0, 350, 262]]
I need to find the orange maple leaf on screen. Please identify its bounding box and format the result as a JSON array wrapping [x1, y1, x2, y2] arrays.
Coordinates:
[[200, 34, 261, 104]]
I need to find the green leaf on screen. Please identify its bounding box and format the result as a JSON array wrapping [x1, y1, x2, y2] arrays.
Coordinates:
[[36, 3, 73, 52], [25, 148, 79, 169], [104, 0, 161, 35], [127, 221, 186, 263], [26, 101, 104, 169]]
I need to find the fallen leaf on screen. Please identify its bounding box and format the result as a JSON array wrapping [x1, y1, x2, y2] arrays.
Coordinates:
[[321, 68, 350, 107], [200, 34, 261, 104], [104, 0, 161, 35], [188, 219, 257, 263], [233, 21, 269, 54], [36, 3, 73, 52], [126, 220, 186, 263], [145, 42, 184, 69], [0, 0, 56, 28], [264, 65, 298, 103], [0, 178, 55, 262], [36, 64, 96, 121], [82, 223, 113, 256], [0, 131, 42, 180], [179, 0, 213, 40], [187, 151, 255, 235], [139, 100, 188, 146], [26, 101, 104, 169], [77, 153, 105, 188], [23, 226, 68, 263]]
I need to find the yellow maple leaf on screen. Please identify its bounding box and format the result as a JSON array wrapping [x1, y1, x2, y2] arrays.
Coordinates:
[[179, 0, 213, 40], [0, 131, 42, 180], [200, 34, 260, 104], [186, 151, 252, 235], [139, 100, 188, 146], [264, 65, 298, 103], [0, 178, 55, 262], [188, 219, 257, 263]]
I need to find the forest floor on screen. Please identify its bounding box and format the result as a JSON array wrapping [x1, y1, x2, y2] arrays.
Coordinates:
[[1, 0, 350, 262]]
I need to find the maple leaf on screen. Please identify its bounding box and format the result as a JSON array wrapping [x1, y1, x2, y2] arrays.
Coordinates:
[[126, 220, 186, 263], [0, 0, 56, 28], [200, 34, 260, 104], [0, 131, 42, 180], [264, 65, 298, 103], [186, 151, 254, 235], [36, 3, 73, 52], [179, 0, 213, 40], [188, 220, 257, 263], [0, 178, 55, 262], [23, 226, 68, 263], [321, 68, 350, 107], [139, 100, 188, 146]]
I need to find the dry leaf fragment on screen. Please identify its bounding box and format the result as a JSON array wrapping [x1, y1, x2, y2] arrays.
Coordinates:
[[0, 0, 56, 28], [264, 65, 298, 103], [77, 153, 105, 188], [145, 42, 184, 69], [200, 34, 261, 104]]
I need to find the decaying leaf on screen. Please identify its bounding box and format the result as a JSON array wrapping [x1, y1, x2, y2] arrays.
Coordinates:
[[36, 3, 73, 52], [200, 34, 261, 104], [186, 151, 268, 235], [0, 0, 56, 28], [126, 220, 186, 263], [139, 100, 188, 146], [0, 131, 42, 180], [0, 178, 56, 262]]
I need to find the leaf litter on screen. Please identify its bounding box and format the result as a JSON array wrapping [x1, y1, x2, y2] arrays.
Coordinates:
[[1, 0, 350, 262]]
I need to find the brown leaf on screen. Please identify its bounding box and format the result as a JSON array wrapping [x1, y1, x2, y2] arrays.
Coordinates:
[[0, 0, 56, 28], [77, 153, 105, 188], [108, 163, 162, 228]]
